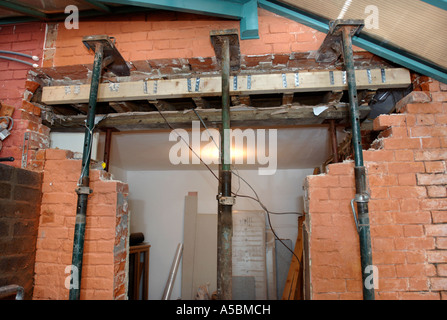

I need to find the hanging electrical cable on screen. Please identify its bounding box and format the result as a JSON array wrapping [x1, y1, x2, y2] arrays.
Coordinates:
[[156, 105, 302, 263], [197, 107, 302, 263], [192, 108, 302, 215]]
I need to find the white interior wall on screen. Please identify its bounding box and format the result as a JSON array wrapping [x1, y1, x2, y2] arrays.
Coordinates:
[[50, 132, 101, 160], [120, 168, 312, 300]]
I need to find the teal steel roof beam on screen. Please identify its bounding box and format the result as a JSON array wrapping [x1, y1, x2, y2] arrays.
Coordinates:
[[352, 37, 447, 84], [97, 0, 259, 40], [0, 6, 152, 25], [0, 16, 38, 25], [259, 0, 447, 84], [80, 0, 111, 13], [96, 0, 244, 19], [0, 1, 48, 19], [421, 0, 447, 10], [240, 0, 259, 39]]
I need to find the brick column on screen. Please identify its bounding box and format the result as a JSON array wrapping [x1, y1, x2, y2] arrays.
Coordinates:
[[33, 149, 129, 300], [304, 78, 447, 300]]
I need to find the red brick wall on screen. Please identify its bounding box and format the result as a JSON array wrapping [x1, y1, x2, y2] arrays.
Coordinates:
[[0, 23, 49, 169], [0, 23, 45, 106], [304, 78, 447, 300], [47, 9, 328, 67], [33, 149, 129, 300]]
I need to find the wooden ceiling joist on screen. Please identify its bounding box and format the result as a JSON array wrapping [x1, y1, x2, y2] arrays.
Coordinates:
[[46, 104, 370, 132], [41, 68, 411, 105]]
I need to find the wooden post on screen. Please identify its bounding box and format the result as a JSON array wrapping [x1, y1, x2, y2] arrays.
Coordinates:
[[103, 128, 113, 171]]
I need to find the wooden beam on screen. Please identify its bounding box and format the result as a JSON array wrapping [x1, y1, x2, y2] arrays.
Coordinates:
[[231, 95, 251, 106], [109, 101, 141, 113], [103, 128, 113, 172], [322, 90, 344, 105], [192, 97, 210, 109], [149, 99, 177, 111], [358, 90, 377, 105], [41, 68, 411, 105], [69, 104, 88, 114], [46, 103, 370, 132], [315, 34, 342, 63], [282, 93, 294, 106], [238, 95, 251, 106], [282, 216, 304, 300]]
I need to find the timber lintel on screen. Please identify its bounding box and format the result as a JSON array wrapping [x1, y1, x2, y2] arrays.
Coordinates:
[[45, 104, 370, 132], [41, 68, 411, 105]]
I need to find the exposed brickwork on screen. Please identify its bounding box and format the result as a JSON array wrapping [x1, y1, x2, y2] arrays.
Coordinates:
[[0, 23, 49, 169], [0, 23, 45, 107], [3, 9, 443, 301], [0, 164, 42, 299], [33, 149, 129, 300], [304, 78, 447, 300], [43, 8, 376, 74], [48, 9, 325, 66], [36, 12, 392, 88]]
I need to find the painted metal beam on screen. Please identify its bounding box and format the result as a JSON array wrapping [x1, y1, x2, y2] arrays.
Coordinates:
[[421, 0, 447, 11], [241, 0, 259, 39], [80, 0, 111, 13], [96, 0, 259, 39], [0, 0, 259, 40], [353, 37, 447, 85], [0, 16, 37, 25], [96, 0, 244, 18], [0, 0, 47, 19], [0, 6, 152, 25], [259, 0, 447, 84]]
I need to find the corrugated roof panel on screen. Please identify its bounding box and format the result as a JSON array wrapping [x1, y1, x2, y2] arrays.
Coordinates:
[[279, 0, 447, 69]]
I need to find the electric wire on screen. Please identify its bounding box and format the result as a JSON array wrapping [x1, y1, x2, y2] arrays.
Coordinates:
[[192, 107, 302, 263], [0, 55, 37, 67], [160, 106, 302, 264], [155, 105, 219, 181], [230, 167, 302, 265], [193, 108, 302, 214], [192, 108, 241, 195], [0, 50, 39, 61]]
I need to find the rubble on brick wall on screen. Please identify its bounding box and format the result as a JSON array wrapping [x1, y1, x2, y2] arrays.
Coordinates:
[[34, 50, 396, 87]]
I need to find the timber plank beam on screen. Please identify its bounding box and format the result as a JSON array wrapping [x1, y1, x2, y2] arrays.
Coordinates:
[[46, 104, 370, 132], [41, 68, 411, 105]]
